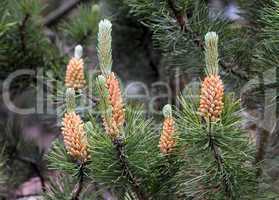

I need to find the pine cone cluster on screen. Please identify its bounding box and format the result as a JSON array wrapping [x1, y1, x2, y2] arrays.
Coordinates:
[[65, 57, 86, 89], [159, 117, 176, 154], [61, 112, 89, 163], [199, 75, 224, 121], [103, 73, 125, 139]]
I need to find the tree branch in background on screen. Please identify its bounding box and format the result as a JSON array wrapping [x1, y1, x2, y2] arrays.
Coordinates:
[[43, 0, 90, 27], [167, 0, 190, 31], [255, 74, 269, 177], [166, 0, 249, 81], [16, 156, 46, 192], [19, 14, 30, 54]]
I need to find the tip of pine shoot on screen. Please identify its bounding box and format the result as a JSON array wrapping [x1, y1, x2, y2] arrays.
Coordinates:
[[163, 104, 172, 117], [74, 45, 83, 59], [205, 32, 218, 44], [99, 19, 112, 31], [204, 32, 219, 75]]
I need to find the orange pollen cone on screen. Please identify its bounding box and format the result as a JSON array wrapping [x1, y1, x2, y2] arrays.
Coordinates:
[[103, 72, 125, 139], [65, 57, 86, 89], [61, 112, 89, 162], [199, 75, 224, 121], [159, 117, 176, 154]]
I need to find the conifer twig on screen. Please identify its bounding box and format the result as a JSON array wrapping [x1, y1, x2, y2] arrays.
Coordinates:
[[43, 0, 90, 27], [16, 156, 46, 192], [207, 121, 232, 199], [255, 74, 269, 177], [72, 164, 85, 200], [19, 14, 30, 54], [166, 0, 249, 81], [167, 0, 190, 31], [113, 138, 147, 200]]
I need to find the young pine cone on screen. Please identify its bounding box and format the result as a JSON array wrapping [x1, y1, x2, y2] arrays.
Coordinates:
[[199, 75, 224, 121], [159, 117, 176, 154], [159, 105, 176, 154], [65, 57, 86, 89], [103, 72, 125, 139], [61, 112, 89, 163], [103, 117, 120, 139]]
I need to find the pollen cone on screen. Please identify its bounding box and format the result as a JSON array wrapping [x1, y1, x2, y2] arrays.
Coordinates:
[[61, 112, 89, 162], [103, 72, 125, 139], [199, 75, 224, 121], [159, 105, 176, 154], [65, 57, 86, 89], [159, 117, 176, 154]]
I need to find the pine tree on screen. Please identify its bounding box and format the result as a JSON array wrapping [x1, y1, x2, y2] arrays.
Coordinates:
[[45, 19, 265, 199], [1, 0, 279, 199], [118, 0, 254, 86]]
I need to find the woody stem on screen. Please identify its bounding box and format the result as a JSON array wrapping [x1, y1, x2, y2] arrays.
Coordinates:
[[113, 138, 147, 200]]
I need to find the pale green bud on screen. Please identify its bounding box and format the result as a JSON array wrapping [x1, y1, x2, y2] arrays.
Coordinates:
[[74, 45, 83, 59], [163, 104, 172, 118]]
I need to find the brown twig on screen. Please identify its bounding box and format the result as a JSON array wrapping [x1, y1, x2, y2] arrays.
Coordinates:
[[167, 0, 190, 31], [254, 74, 269, 177], [19, 14, 30, 54], [208, 121, 232, 199], [43, 0, 90, 27], [16, 156, 46, 192], [142, 26, 160, 79], [71, 164, 85, 200], [113, 138, 147, 200], [219, 61, 249, 81]]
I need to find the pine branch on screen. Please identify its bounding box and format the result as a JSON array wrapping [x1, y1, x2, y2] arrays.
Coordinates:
[[19, 13, 30, 54], [255, 127, 269, 177], [219, 61, 249, 81], [167, 0, 190, 31], [208, 121, 232, 199], [16, 156, 46, 192], [71, 164, 85, 200], [166, 0, 249, 80], [113, 138, 147, 200], [84, 88, 100, 104], [254, 74, 269, 177], [43, 0, 90, 27], [142, 27, 159, 78]]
